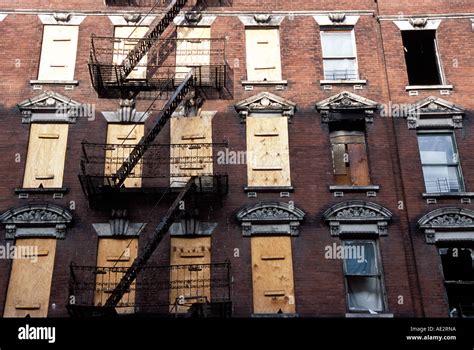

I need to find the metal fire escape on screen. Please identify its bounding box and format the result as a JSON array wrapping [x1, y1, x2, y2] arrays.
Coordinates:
[[71, 0, 231, 317]]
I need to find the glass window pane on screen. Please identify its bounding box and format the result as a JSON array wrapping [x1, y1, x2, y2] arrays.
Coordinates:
[[321, 31, 354, 57], [347, 276, 383, 312], [418, 134, 456, 165], [323, 59, 357, 80], [344, 241, 377, 275], [422, 165, 462, 193]]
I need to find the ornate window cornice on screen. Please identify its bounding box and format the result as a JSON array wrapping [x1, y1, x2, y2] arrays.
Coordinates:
[[235, 92, 297, 122], [393, 19, 442, 31], [322, 201, 392, 237], [108, 15, 156, 26], [0, 204, 73, 239], [405, 96, 465, 130], [174, 13, 216, 27], [236, 202, 305, 237], [313, 14, 360, 26], [315, 91, 379, 123], [38, 13, 86, 25], [92, 209, 145, 237], [18, 91, 84, 124], [418, 208, 474, 244], [238, 14, 285, 27]]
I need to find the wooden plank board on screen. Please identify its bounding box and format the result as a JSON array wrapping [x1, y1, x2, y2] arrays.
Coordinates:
[[4, 238, 57, 317], [251, 236, 296, 314], [169, 237, 211, 313], [114, 26, 148, 80], [170, 115, 213, 187], [38, 25, 79, 81], [348, 143, 370, 186], [23, 124, 69, 188], [95, 238, 138, 314], [247, 116, 291, 187], [245, 29, 282, 81], [105, 124, 144, 188], [176, 27, 211, 82]]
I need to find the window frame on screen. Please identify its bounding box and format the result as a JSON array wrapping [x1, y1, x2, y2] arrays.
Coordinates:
[[320, 27, 360, 81], [417, 131, 465, 194], [342, 239, 387, 313]]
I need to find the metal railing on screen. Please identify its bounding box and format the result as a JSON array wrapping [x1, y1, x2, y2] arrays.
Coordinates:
[[69, 261, 231, 315], [425, 178, 462, 193]]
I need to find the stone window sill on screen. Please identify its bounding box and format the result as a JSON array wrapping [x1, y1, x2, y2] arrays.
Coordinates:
[[422, 192, 474, 198], [241, 80, 288, 86], [30, 80, 79, 86], [251, 313, 299, 318], [320, 79, 367, 85], [244, 186, 294, 193], [15, 187, 68, 194], [406, 85, 453, 91], [329, 185, 380, 192], [346, 313, 394, 318]]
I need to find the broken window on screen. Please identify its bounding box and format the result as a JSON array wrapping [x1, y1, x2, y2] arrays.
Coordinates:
[[321, 29, 359, 81], [440, 247, 474, 317], [329, 121, 370, 186], [402, 30, 444, 86], [343, 240, 385, 313], [417, 133, 463, 193]]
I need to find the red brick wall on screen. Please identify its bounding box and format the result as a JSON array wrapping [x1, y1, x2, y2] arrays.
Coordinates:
[[0, 0, 472, 317]]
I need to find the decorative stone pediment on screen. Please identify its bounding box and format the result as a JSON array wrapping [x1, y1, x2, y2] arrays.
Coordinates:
[[406, 96, 465, 130], [108, 15, 156, 26], [1, 204, 73, 239], [92, 209, 145, 237], [18, 91, 83, 123], [418, 208, 474, 244], [236, 202, 305, 236], [101, 98, 151, 123], [323, 201, 392, 237], [38, 14, 86, 25], [394, 19, 442, 31], [235, 92, 297, 122], [316, 91, 378, 123], [174, 13, 216, 27], [313, 15, 360, 27], [238, 14, 285, 27]]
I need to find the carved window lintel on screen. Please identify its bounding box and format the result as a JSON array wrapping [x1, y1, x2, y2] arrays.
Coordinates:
[[418, 208, 474, 244]]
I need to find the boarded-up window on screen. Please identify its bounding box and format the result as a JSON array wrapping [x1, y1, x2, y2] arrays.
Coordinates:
[[170, 115, 213, 187], [176, 26, 211, 83], [245, 29, 282, 82], [4, 238, 57, 317], [251, 236, 296, 314], [169, 237, 211, 313], [38, 25, 79, 81], [95, 238, 138, 314], [114, 26, 148, 79], [23, 124, 69, 188], [247, 115, 291, 187], [330, 130, 370, 186], [105, 124, 144, 188]]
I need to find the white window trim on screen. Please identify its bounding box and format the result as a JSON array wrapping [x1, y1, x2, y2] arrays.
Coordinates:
[[0, 14, 7, 21], [320, 28, 360, 83]]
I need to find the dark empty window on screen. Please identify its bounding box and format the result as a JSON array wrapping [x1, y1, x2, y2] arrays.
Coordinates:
[[402, 30, 443, 86], [440, 247, 474, 317]]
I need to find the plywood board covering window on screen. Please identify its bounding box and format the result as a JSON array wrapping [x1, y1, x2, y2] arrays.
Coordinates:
[[4, 238, 57, 317], [251, 236, 296, 314], [114, 26, 148, 80], [245, 28, 282, 82], [170, 115, 213, 187], [105, 124, 144, 188], [95, 238, 138, 314], [330, 131, 370, 186], [169, 237, 211, 313], [247, 115, 291, 187], [176, 27, 211, 83], [38, 25, 79, 81], [23, 123, 69, 188]]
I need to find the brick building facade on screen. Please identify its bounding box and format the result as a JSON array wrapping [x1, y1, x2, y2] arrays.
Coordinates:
[[0, 0, 473, 318]]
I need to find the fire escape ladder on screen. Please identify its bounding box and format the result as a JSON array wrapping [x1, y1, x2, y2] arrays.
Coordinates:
[[112, 71, 195, 188], [104, 177, 196, 308], [120, 0, 189, 80]]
